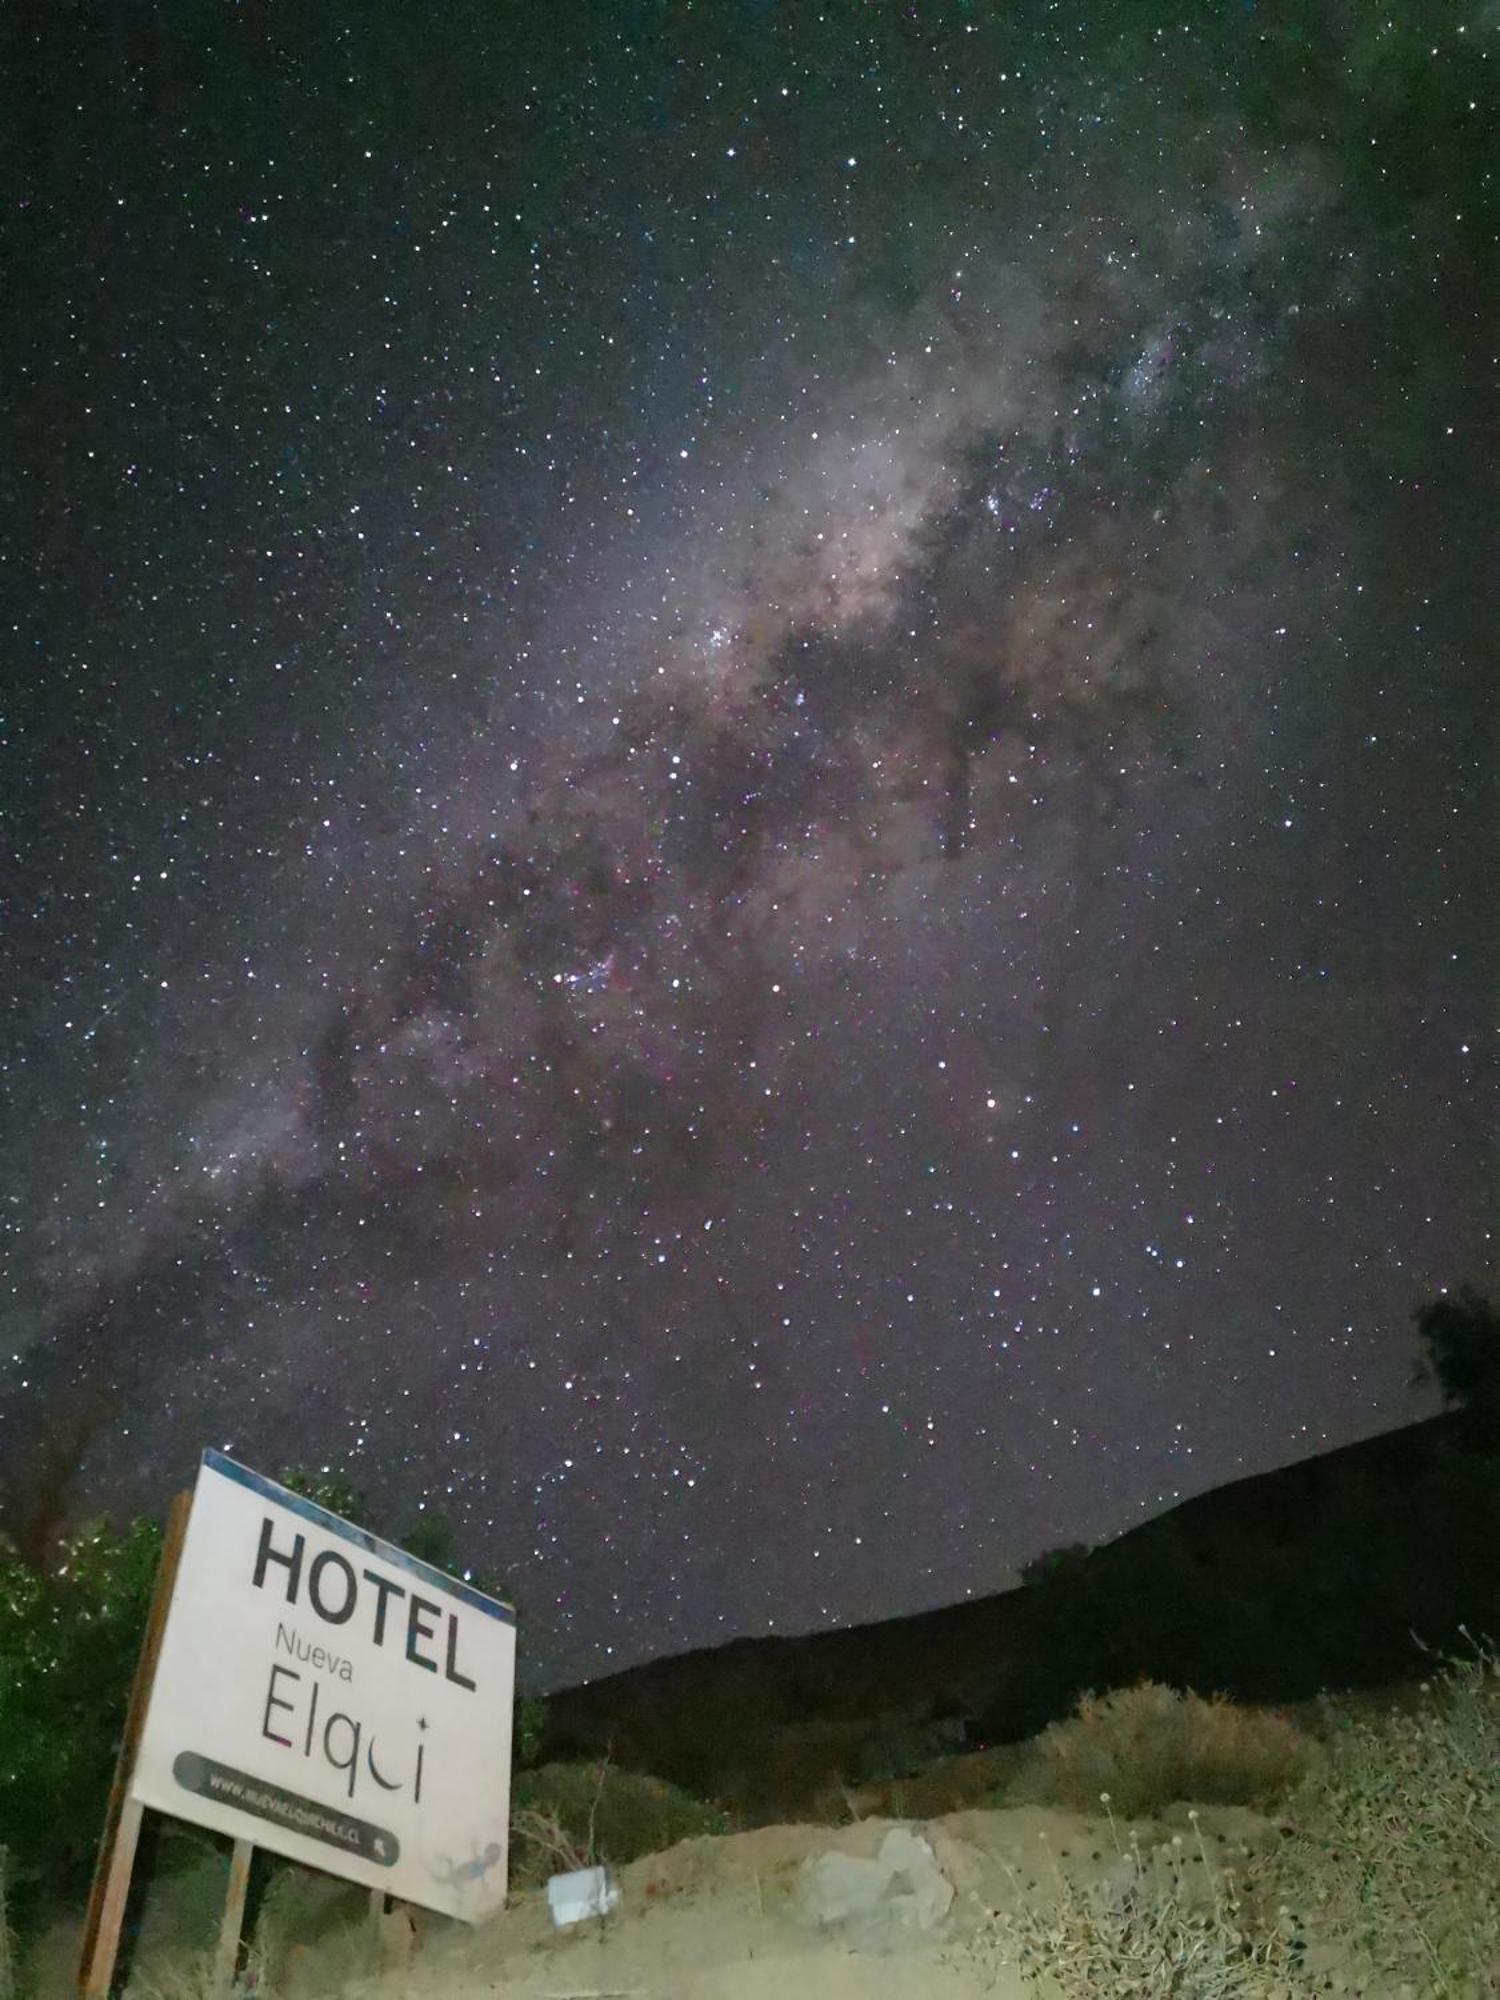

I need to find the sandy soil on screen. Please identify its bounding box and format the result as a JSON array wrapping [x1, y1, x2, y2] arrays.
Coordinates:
[[252, 1800, 1284, 2000]]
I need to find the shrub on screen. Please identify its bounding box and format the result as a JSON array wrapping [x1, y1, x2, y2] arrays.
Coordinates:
[[0, 1514, 165, 1931], [1276, 1636, 1500, 1995], [978, 1648, 1500, 1997], [855, 1713, 967, 1783], [961, 1811, 1301, 1999], [1013, 1683, 1314, 1819], [1413, 1287, 1500, 1447], [0, 1848, 15, 2000], [510, 1762, 729, 1884], [513, 1694, 549, 1770]]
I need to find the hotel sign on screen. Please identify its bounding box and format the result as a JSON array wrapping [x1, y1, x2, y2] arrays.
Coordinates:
[[129, 1451, 516, 1921]]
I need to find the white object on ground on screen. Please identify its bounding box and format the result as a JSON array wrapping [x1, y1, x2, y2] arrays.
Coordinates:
[[546, 1864, 621, 1927]]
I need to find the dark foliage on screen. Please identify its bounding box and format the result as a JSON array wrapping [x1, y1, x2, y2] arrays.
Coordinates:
[[0, 1514, 164, 1934], [1414, 1287, 1500, 1447]]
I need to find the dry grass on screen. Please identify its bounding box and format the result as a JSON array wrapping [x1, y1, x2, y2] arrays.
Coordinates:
[[970, 1644, 1500, 1998], [962, 1809, 1304, 1999], [1012, 1684, 1314, 1819], [509, 1801, 599, 1886], [128, 1895, 380, 2000], [846, 1743, 1027, 1823], [1275, 1633, 1500, 1997]]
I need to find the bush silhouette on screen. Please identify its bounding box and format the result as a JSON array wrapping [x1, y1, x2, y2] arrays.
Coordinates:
[[509, 1762, 729, 1883], [1012, 1682, 1314, 1818], [0, 1515, 165, 1932], [1414, 1287, 1500, 1447]]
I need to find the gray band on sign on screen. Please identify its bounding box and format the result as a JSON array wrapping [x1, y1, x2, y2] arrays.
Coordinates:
[[172, 1750, 400, 1865]]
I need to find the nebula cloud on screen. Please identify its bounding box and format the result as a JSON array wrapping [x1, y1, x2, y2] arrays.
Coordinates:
[[7, 18, 1484, 1686]]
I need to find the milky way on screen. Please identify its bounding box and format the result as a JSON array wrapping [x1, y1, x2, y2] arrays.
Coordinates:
[[3, 4, 1494, 1685]]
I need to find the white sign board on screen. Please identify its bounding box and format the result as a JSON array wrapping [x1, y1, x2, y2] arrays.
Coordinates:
[[130, 1451, 516, 1922]]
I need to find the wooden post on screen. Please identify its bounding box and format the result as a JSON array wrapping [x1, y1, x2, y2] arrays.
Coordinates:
[[77, 1489, 193, 2000], [210, 1838, 254, 1999], [371, 1894, 427, 1974], [77, 1799, 144, 2000]]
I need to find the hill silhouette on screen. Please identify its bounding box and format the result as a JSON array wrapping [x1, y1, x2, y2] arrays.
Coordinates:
[[544, 1411, 1499, 1816]]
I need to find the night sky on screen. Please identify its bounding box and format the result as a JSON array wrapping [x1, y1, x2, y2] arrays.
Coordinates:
[[2, 3, 1495, 1692]]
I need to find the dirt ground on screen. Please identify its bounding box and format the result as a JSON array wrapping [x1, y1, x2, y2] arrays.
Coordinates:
[[243, 1799, 1285, 2000]]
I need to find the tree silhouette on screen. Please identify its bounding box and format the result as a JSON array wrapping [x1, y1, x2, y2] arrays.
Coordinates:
[[280, 1465, 368, 1522], [1414, 1286, 1500, 1448]]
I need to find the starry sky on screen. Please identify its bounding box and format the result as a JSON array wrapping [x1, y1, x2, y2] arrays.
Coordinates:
[[2, 2, 1495, 1691]]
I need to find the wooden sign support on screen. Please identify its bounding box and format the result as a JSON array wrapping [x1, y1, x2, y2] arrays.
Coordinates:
[[210, 1838, 254, 1999], [370, 1889, 430, 1974], [77, 1490, 192, 2000]]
